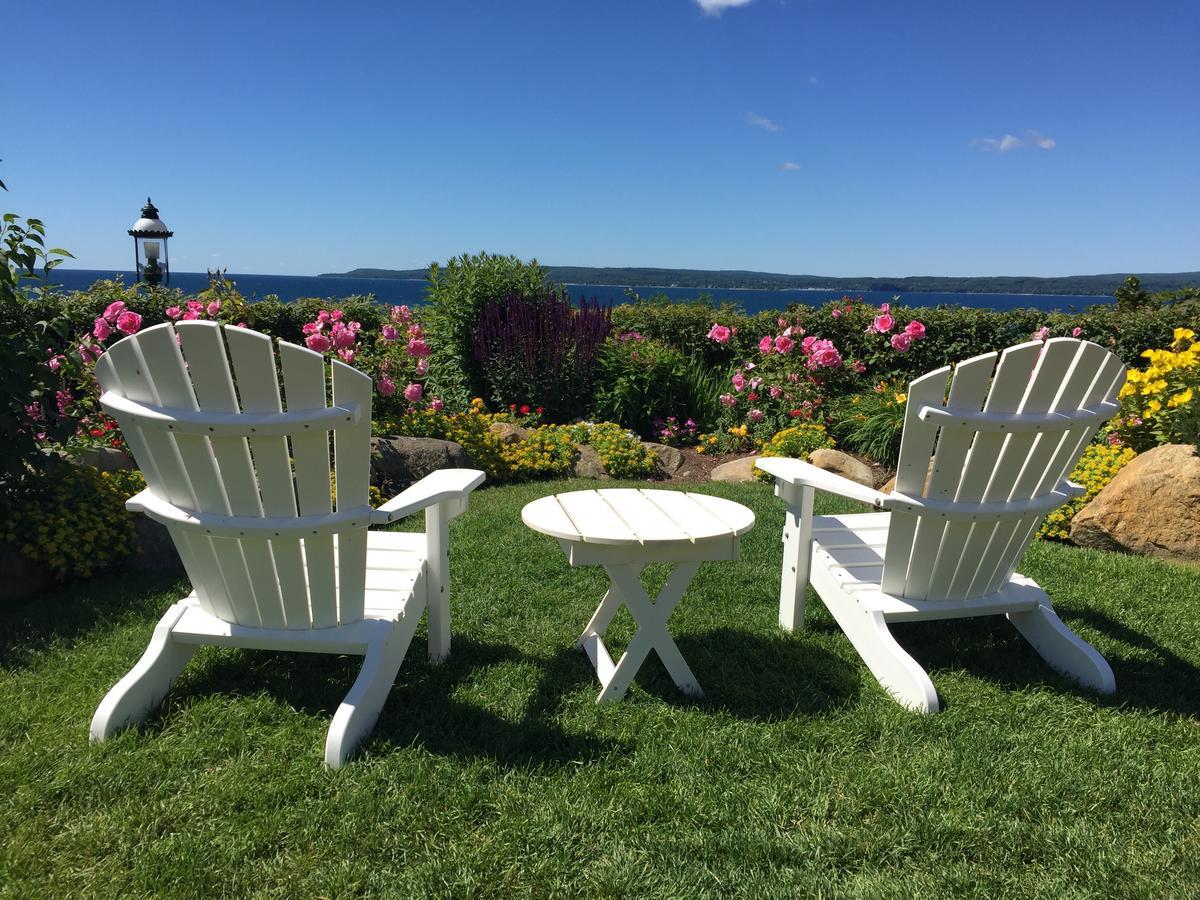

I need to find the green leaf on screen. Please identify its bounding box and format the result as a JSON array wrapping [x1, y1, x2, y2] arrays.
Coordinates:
[[47, 248, 74, 258]]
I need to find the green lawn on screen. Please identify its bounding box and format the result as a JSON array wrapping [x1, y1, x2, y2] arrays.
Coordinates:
[[2, 480, 1199, 897]]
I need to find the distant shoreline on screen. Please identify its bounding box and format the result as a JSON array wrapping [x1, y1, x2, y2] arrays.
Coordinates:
[[320, 266, 1199, 297]]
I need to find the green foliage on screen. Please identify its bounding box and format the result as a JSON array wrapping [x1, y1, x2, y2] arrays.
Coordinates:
[[591, 335, 690, 437], [568, 421, 657, 478], [1114, 275, 1152, 311], [754, 424, 836, 480], [0, 465, 142, 579], [679, 355, 729, 431], [1038, 443, 1136, 541], [420, 252, 552, 408], [829, 382, 909, 466]]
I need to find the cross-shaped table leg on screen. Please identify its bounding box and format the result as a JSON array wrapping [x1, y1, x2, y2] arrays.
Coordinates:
[[577, 561, 703, 703]]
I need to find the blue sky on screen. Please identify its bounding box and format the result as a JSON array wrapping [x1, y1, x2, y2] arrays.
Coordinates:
[[6, 0, 1198, 277]]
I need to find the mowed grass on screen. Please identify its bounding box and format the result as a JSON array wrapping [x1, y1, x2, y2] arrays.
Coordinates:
[[2, 480, 1199, 898]]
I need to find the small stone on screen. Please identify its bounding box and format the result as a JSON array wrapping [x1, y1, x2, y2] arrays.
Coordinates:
[[488, 421, 529, 445], [710, 455, 758, 483], [809, 448, 875, 489], [643, 442, 684, 476], [574, 444, 610, 479]]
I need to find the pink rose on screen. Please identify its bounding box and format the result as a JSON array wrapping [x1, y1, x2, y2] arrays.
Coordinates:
[[1072, 326, 1082, 338], [381, 325, 400, 341], [872, 314, 895, 334], [403, 382, 423, 403], [769, 386, 782, 399], [748, 409, 765, 423], [1034, 326, 1050, 341], [206, 301, 221, 317], [407, 338, 431, 358], [181, 311, 200, 320], [406, 323, 422, 339], [801, 335, 817, 354], [302, 322, 322, 335], [103, 301, 126, 323], [305, 333, 332, 353], [731, 372, 746, 392], [707, 323, 731, 344], [94, 317, 112, 340], [831, 308, 842, 319], [337, 348, 356, 364], [332, 327, 357, 349], [235, 322, 248, 328], [116, 310, 142, 335], [880, 302, 890, 314], [853, 359, 867, 374], [719, 393, 736, 407], [317, 310, 332, 324], [415, 359, 429, 376], [774, 334, 794, 354], [165, 306, 182, 320], [758, 335, 775, 355], [430, 398, 445, 412], [330, 310, 344, 322], [378, 375, 396, 397], [390, 305, 412, 324], [891, 332, 913, 353], [806, 339, 843, 369], [904, 320, 925, 339]]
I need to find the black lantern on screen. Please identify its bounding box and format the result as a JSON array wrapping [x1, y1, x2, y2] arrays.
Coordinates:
[[128, 197, 173, 286]]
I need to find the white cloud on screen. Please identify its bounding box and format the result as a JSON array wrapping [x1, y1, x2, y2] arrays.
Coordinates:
[[971, 129, 1057, 153], [695, 0, 756, 15], [746, 111, 780, 132], [780, 161, 801, 171]]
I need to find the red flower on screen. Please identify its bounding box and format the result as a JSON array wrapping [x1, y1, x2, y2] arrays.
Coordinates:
[[535, 406, 544, 414], [789, 409, 802, 417], [747, 392, 759, 402], [90, 428, 104, 437], [520, 404, 531, 415], [509, 403, 517, 411]]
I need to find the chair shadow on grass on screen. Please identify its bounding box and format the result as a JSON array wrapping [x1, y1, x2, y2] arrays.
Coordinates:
[[0, 571, 187, 671], [631, 627, 863, 719], [858, 609, 1200, 717], [157, 635, 623, 768]]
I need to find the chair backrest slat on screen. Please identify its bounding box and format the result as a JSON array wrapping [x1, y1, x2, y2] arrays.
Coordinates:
[[331, 359, 373, 624], [101, 322, 376, 629], [176, 322, 286, 628], [880, 365, 951, 595], [898, 350, 999, 600], [881, 338, 1124, 602]]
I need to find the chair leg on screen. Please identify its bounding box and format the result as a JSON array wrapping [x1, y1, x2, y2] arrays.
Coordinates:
[[91, 602, 197, 741], [1008, 602, 1116, 695], [819, 590, 940, 713], [425, 502, 451, 663], [777, 483, 814, 632], [324, 613, 421, 769]]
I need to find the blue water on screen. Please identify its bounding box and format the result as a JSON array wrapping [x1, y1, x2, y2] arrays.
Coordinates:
[[43, 268, 1112, 313]]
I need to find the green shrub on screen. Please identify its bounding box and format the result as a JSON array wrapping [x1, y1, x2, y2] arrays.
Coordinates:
[[421, 252, 552, 408], [829, 381, 909, 465], [754, 424, 836, 481], [1038, 443, 1137, 541], [569, 422, 657, 478], [0, 465, 142, 579], [591, 334, 690, 437]]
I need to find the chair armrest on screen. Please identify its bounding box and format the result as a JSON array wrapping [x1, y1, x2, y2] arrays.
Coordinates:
[[370, 468, 486, 526], [755, 456, 886, 507]]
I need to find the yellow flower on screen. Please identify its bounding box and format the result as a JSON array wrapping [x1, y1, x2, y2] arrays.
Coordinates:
[[1173, 327, 1195, 345], [1146, 398, 1162, 414], [894, 392, 907, 405], [1167, 388, 1193, 408]]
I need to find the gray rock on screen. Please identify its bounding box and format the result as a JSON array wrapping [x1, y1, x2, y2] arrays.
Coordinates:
[[710, 455, 758, 483], [488, 421, 529, 445], [371, 436, 474, 496], [809, 448, 875, 489], [574, 444, 610, 479], [643, 442, 684, 477], [73, 446, 137, 472]]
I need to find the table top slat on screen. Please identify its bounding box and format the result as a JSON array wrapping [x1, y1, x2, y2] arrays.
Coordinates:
[[599, 489, 692, 543], [555, 490, 638, 544], [520, 494, 582, 542], [685, 492, 757, 537], [641, 490, 734, 542]]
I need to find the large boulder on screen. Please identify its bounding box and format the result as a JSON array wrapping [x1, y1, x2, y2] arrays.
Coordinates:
[[488, 421, 529, 445], [1070, 444, 1200, 563], [643, 442, 684, 477], [809, 448, 875, 489], [574, 444, 610, 479], [73, 447, 137, 472], [710, 455, 758, 484], [371, 436, 474, 496]]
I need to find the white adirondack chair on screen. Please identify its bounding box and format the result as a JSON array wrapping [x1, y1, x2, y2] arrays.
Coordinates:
[[88, 321, 484, 766], [759, 338, 1125, 712]]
